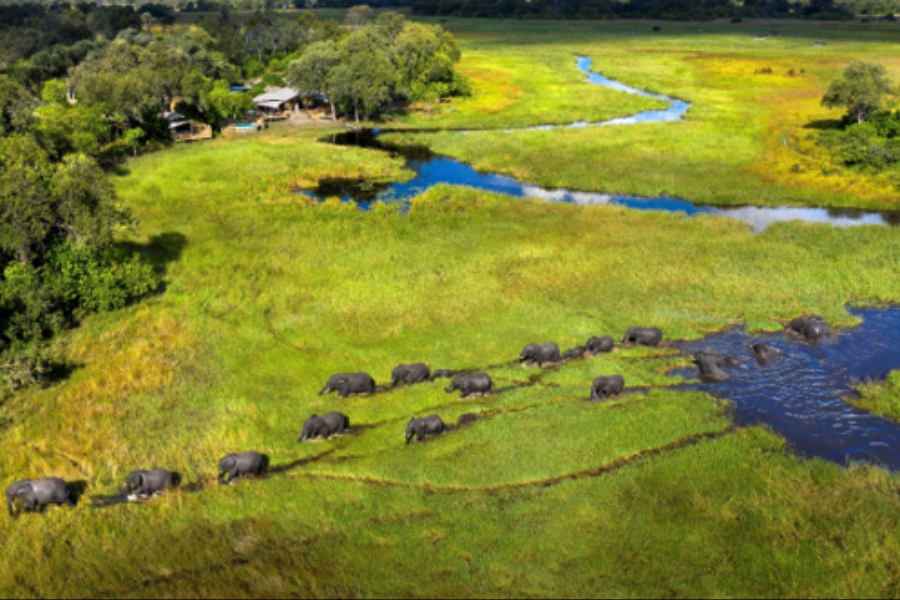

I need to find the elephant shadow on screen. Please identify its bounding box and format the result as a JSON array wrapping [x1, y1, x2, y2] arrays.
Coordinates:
[[67, 480, 89, 506], [265, 449, 337, 477]]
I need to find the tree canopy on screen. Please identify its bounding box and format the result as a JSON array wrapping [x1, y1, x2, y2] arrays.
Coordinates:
[[822, 62, 896, 124]]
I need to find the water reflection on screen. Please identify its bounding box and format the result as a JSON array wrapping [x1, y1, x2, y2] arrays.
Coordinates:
[[299, 57, 900, 231]]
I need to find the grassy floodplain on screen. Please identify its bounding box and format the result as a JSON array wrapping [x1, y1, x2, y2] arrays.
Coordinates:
[[6, 18, 900, 598], [394, 18, 900, 210]]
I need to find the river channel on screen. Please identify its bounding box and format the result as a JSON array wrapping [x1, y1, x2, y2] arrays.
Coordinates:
[[301, 56, 900, 231]]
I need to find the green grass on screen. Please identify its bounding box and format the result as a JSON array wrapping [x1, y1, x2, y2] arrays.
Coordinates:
[[392, 18, 900, 209], [7, 19, 900, 597]]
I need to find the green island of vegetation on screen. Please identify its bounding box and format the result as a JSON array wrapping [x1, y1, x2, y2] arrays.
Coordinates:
[[5, 2, 900, 598]]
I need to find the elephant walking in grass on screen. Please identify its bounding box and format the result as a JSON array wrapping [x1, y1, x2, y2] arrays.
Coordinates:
[[622, 327, 663, 347], [586, 336, 615, 355], [218, 452, 269, 484], [590, 375, 625, 401], [125, 469, 178, 500], [519, 343, 562, 367], [391, 363, 431, 388], [406, 415, 446, 444], [319, 373, 377, 398], [299, 412, 349, 441], [7, 478, 74, 517], [446, 373, 492, 398]]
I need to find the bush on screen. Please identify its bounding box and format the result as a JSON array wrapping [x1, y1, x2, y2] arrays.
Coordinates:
[[243, 59, 266, 79]]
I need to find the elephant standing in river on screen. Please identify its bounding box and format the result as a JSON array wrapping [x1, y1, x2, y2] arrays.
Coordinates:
[[622, 327, 663, 347], [693, 351, 736, 382], [446, 373, 492, 398], [391, 363, 431, 388], [406, 415, 446, 444], [519, 343, 562, 367], [125, 469, 177, 499], [749, 342, 780, 363], [218, 451, 269, 483], [299, 412, 349, 441], [591, 375, 625, 401], [786, 316, 828, 342], [586, 336, 615, 355], [7, 478, 74, 516], [319, 373, 377, 398]]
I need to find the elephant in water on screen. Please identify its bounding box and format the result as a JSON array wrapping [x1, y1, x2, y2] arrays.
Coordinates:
[[622, 327, 663, 347], [562, 346, 587, 361], [692, 351, 738, 382], [406, 415, 446, 444], [749, 342, 780, 363], [319, 372, 377, 398], [519, 343, 562, 367], [299, 412, 349, 441], [125, 469, 177, 500], [586, 336, 615, 355], [446, 373, 492, 398], [218, 451, 269, 484], [391, 363, 431, 388], [7, 478, 74, 516], [591, 375, 625, 401], [786, 316, 828, 342]]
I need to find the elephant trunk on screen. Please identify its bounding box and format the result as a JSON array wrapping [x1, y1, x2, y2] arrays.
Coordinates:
[[7, 494, 14, 517], [318, 385, 330, 395], [406, 432, 413, 444]]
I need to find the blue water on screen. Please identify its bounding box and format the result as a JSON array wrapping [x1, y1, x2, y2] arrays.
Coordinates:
[[670, 307, 900, 469], [301, 56, 900, 231]]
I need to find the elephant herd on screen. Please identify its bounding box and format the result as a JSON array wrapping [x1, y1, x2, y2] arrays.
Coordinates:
[[6, 317, 827, 517]]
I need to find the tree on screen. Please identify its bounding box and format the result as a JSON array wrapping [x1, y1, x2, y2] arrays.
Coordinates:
[[822, 61, 894, 124], [209, 79, 255, 120], [0, 76, 35, 136], [286, 40, 341, 120], [344, 4, 374, 28], [330, 48, 397, 122], [0, 137, 55, 264], [34, 79, 111, 158]]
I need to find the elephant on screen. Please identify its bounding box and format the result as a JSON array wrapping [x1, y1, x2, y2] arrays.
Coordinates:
[[622, 327, 663, 347], [457, 413, 478, 426], [431, 369, 454, 380], [749, 342, 780, 363], [590, 375, 625, 401], [391, 363, 431, 388], [406, 415, 446, 444], [218, 451, 269, 484], [519, 343, 562, 367], [319, 372, 377, 398], [7, 478, 73, 517], [125, 469, 177, 499], [586, 336, 615, 355], [692, 351, 736, 382], [562, 346, 587, 361], [446, 373, 493, 398], [299, 412, 349, 441], [786, 316, 828, 342]]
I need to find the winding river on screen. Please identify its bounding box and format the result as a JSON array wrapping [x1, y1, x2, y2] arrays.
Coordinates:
[[302, 56, 900, 231]]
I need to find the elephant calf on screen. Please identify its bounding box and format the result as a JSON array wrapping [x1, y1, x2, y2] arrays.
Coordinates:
[[586, 336, 615, 355], [7, 478, 73, 517], [457, 413, 478, 426], [319, 372, 377, 398], [431, 369, 454, 380], [622, 327, 663, 347], [519, 343, 562, 367], [391, 363, 431, 388], [446, 373, 492, 398], [299, 412, 349, 442], [218, 451, 269, 484], [749, 342, 780, 363], [693, 351, 736, 382], [125, 469, 177, 500], [406, 415, 446, 444], [786, 316, 828, 342], [562, 346, 587, 361], [591, 375, 625, 401]]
